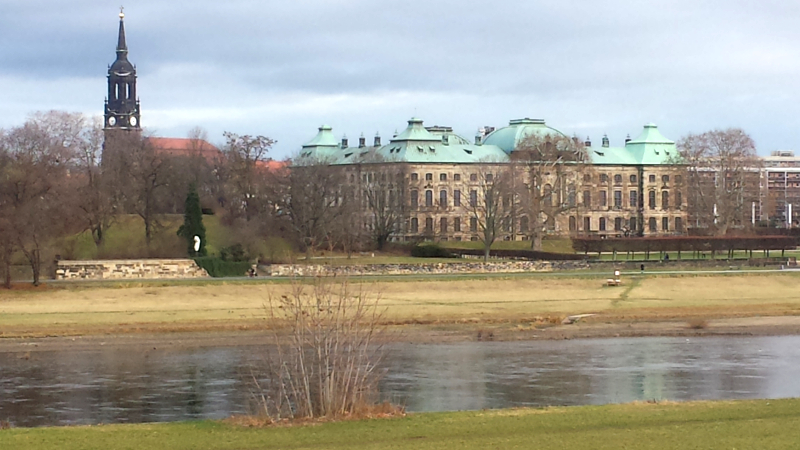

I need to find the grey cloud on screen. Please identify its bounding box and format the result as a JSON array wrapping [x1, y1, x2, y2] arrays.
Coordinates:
[[2, 0, 800, 157]]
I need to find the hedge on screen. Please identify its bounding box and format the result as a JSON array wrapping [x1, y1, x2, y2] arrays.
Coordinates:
[[194, 257, 253, 278], [410, 244, 453, 258], [571, 236, 796, 257]]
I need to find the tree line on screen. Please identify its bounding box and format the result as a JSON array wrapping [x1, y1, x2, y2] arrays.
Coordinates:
[[0, 110, 768, 285]]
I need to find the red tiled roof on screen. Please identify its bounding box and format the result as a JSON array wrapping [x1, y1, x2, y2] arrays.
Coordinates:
[[147, 137, 222, 160], [256, 159, 288, 171]]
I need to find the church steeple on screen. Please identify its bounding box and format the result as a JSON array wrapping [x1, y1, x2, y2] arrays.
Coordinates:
[[116, 9, 128, 55], [104, 7, 140, 131]]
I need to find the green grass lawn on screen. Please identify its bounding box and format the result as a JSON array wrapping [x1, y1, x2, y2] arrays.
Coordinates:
[[2, 399, 799, 449]]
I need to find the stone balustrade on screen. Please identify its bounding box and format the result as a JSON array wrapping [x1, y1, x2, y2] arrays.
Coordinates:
[[56, 259, 209, 280]]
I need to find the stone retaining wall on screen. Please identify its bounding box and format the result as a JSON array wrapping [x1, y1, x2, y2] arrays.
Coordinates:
[[264, 260, 589, 277], [56, 259, 209, 280]]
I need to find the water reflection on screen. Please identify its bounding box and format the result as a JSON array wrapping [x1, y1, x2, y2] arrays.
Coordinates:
[[1, 336, 799, 427]]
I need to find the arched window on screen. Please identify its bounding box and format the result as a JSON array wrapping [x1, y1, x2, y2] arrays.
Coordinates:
[[440, 217, 448, 233], [584, 216, 591, 231], [410, 218, 419, 233], [676, 191, 682, 208], [630, 174, 637, 183], [614, 174, 622, 185], [648, 217, 657, 231], [425, 190, 433, 207], [543, 184, 553, 207], [614, 217, 622, 231], [629, 217, 637, 231], [662, 217, 669, 231], [569, 216, 577, 231], [675, 217, 683, 232], [649, 191, 656, 209], [662, 191, 669, 209], [411, 190, 419, 209], [439, 190, 447, 208], [425, 217, 433, 233], [599, 217, 606, 231]]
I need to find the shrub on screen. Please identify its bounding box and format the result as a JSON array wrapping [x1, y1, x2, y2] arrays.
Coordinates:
[[219, 243, 248, 262], [252, 278, 389, 419], [194, 256, 252, 277], [410, 244, 453, 258]]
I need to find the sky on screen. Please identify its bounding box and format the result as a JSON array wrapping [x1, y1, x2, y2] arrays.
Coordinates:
[[2, 0, 800, 159]]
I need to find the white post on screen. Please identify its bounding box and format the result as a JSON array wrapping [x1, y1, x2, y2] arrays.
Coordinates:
[[789, 204, 793, 228], [752, 202, 756, 225]]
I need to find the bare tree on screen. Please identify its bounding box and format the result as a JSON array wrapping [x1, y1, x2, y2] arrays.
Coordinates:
[[678, 129, 761, 234], [513, 134, 589, 250], [0, 113, 78, 285], [69, 116, 116, 248], [464, 163, 512, 261], [361, 164, 407, 251], [220, 132, 275, 222], [285, 158, 347, 257], [105, 130, 172, 247]]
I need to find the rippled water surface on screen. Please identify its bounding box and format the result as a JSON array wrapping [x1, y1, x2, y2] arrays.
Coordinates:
[[2, 336, 800, 427]]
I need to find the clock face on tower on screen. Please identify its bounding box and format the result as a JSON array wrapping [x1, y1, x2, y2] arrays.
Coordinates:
[[130, 116, 138, 127], [108, 116, 116, 126]]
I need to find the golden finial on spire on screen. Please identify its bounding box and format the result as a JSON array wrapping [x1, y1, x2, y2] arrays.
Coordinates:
[[119, 6, 125, 19]]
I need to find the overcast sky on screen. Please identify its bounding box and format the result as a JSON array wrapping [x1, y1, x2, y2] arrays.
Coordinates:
[[2, 0, 800, 158]]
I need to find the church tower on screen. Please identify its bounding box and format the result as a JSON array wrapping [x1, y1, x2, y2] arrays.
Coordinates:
[[104, 8, 141, 131]]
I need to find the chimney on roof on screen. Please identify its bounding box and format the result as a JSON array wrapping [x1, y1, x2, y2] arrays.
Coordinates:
[[585, 136, 591, 147], [442, 134, 449, 146], [341, 135, 348, 149], [475, 130, 483, 146], [625, 134, 631, 144], [602, 134, 609, 148], [393, 129, 398, 138], [374, 132, 381, 147], [358, 133, 366, 148]]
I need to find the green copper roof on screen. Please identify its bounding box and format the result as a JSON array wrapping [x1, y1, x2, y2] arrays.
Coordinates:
[[625, 123, 678, 165], [297, 120, 680, 167], [628, 123, 674, 145], [483, 118, 567, 153], [587, 124, 679, 165], [302, 125, 339, 148], [587, 146, 639, 165], [374, 118, 508, 164], [390, 118, 442, 142]]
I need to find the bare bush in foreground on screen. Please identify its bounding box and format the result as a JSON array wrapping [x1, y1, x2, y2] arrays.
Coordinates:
[[252, 278, 390, 420]]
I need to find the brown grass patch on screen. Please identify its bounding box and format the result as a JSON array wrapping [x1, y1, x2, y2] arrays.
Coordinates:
[[224, 402, 405, 428], [687, 318, 708, 329]]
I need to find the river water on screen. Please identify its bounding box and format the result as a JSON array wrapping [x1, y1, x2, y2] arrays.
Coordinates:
[[1, 336, 799, 427]]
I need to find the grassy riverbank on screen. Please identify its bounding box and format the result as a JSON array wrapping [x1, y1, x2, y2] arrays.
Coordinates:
[[2, 272, 800, 338], [2, 399, 799, 449]]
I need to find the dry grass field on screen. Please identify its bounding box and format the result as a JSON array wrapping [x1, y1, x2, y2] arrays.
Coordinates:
[[2, 272, 800, 338]]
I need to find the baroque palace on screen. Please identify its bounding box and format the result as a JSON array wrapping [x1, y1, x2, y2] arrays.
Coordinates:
[[298, 118, 688, 242], [102, 10, 799, 242]]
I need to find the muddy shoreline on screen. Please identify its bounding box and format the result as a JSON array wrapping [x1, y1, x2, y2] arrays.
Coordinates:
[[3, 316, 800, 354]]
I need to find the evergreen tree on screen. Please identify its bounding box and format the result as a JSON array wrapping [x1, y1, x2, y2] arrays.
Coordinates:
[[177, 184, 207, 257]]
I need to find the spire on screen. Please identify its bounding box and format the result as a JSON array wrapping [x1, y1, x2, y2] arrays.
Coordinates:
[[117, 7, 128, 57]]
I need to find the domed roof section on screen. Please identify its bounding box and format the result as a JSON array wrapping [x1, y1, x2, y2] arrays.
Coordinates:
[[483, 118, 567, 154], [302, 125, 339, 149], [109, 58, 134, 75]]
